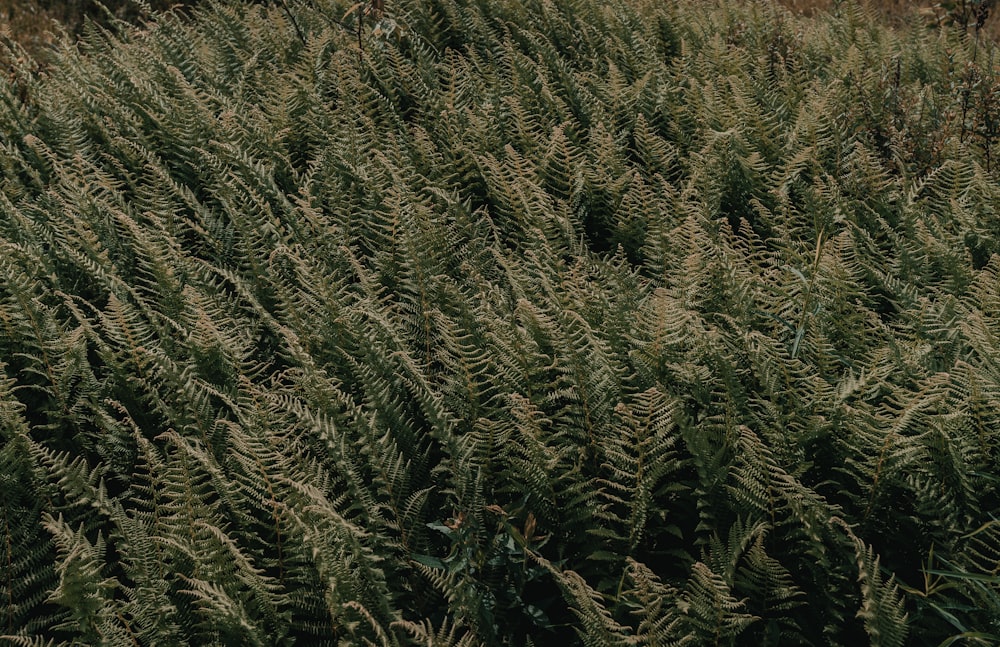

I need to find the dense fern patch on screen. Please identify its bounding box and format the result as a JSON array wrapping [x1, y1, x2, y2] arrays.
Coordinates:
[[2, 0, 1000, 644]]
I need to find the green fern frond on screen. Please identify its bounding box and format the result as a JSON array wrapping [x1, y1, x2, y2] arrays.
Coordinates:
[[43, 514, 135, 645], [677, 561, 758, 645], [836, 519, 909, 647], [596, 387, 682, 554], [533, 557, 632, 647]]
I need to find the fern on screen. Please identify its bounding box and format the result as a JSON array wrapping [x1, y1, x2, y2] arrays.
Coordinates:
[[836, 519, 910, 647], [4, 0, 1000, 643], [677, 561, 758, 646]]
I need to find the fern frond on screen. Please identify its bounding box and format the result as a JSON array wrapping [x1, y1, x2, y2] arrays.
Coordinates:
[[677, 561, 758, 644], [835, 519, 910, 647]]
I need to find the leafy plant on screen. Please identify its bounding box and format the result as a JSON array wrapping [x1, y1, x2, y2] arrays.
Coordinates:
[[2, 0, 1000, 644]]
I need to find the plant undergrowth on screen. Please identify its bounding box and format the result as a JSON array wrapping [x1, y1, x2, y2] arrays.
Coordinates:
[[1, 0, 999, 644]]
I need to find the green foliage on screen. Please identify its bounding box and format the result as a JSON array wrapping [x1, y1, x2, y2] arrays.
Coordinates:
[[2, 0, 1000, 644]]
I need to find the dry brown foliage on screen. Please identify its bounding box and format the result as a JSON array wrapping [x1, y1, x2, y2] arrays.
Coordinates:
[[780, 0, 1000, 39], [1, 0, 196, 58], [1, 1, 998, 67]]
